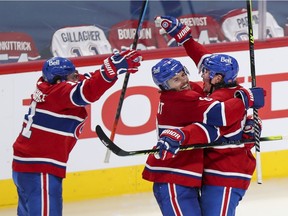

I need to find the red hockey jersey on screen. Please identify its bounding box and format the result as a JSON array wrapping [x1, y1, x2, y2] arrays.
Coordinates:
[[108, 20, 168, 51], [0, 32, 41, 63], [179, 14, 226, 44], [142, 82, 247, 187], [12, 71, 115, 178], [143, 37, 255, 190], [184, 37, 256, 190], [202, 88, 256, 190]]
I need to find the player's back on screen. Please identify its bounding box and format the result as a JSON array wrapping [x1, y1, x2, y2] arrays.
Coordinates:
[[221, 8, 284, 41], [12, 78, 87, 178], [51, 25, 112, 57], [203, 86, 256, 190]]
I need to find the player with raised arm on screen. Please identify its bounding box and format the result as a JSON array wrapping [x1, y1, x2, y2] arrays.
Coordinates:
[[150, 15, 265, 216], [142, 57, 264, 215], [12, 49, 142, 216]]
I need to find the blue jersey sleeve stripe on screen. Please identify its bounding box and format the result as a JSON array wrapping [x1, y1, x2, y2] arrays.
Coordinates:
[[205, 101, 225, 126], [70, 80, 90, 106], [194, 123, 220, 143], [24, 110, 83, 135]]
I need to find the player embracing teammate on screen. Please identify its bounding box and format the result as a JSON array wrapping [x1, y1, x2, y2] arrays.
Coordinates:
[[142, 15, 265, 216]]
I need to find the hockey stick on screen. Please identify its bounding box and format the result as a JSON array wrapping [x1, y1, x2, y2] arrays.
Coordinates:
[[246, 0, 262, 184], [104, 0, 149, 163], [96, 125, 284, 157]]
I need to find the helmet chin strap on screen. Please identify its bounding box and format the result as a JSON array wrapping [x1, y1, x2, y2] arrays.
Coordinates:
[[208, 74, 224, 94], [208, 79, 214, 94], [209, 84, 214, 94]]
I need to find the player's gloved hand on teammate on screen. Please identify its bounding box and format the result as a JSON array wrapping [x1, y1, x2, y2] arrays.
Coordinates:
[[154, 15, 191, 45], [100, 49, 142, 82], [242, 115, 262, 140], [155, 129, 185, 160], [234, 87, 265, 109]]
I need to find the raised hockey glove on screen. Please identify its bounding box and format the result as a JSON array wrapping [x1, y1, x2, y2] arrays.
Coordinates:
[[242, 115, 262, 140], [234, 87, 265, 109], [100, 49, 142, 82], [154, 15, 191, 45], [155, 129, 185, 160]]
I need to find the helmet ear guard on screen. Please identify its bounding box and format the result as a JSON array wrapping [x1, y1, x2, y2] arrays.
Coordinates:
[[42, 57, 76, 84], [201, 54, 239, 84], [151, 58, 189, 90]]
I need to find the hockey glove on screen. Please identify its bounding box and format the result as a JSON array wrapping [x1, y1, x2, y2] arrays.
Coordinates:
[[155, 129, 185, 160], [154, 15, 191, 45], [100, 49, 142, 82], [234, 87, 265, 109], [242, 115, 262, 140]]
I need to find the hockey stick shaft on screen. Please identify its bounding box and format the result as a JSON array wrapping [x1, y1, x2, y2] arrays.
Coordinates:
[[96, 125, 285, 157], [246, 0, 262, 184], [104, 0, 149, 163]]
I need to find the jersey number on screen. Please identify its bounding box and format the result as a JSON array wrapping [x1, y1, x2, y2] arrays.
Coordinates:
[[21, 101, 37, 138]]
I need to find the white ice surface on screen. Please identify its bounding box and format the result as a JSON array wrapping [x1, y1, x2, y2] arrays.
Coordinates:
[[1, 178, 287, 216]]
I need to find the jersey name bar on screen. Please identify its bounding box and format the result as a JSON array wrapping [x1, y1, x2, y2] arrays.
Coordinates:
[[237, 14, 259, 29], [0, 41, 32, 51], [180, 17, 208, 27], [61, 31, 102, 43], [117, 28, 152, 40]]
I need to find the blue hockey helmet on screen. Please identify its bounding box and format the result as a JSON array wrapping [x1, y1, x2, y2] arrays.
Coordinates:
[[42, 57, 76, 84], [151, 58, 189, 90], [201, 54, 239, 84]]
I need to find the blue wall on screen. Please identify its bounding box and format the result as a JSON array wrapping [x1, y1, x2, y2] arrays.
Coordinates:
[[0, 1, 286, 58]]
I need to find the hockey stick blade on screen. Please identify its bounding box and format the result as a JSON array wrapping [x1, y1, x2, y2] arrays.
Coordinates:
[[97, 125, 157, 156], [96, 125, 284, 157]]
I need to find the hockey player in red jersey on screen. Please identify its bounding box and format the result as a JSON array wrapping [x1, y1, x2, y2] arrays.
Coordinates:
[[142, 58, 264, 215], [150, 15, 265, 216], [12, 49, 142, 216]]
